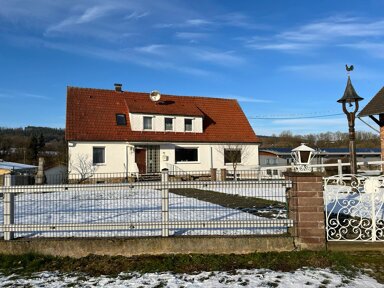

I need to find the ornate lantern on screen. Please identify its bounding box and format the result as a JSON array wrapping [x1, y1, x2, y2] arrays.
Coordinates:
[[291, 143, 316, 172]]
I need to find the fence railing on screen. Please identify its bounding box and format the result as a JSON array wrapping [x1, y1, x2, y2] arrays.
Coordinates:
[[0, 171, 293, 240], [324, 174, 384, 242]]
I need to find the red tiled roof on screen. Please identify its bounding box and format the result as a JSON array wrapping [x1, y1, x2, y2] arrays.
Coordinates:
[[66, 86, 260, 143]]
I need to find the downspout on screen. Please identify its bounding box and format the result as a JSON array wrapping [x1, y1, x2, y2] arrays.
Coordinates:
[[210, 146, 213, 169]]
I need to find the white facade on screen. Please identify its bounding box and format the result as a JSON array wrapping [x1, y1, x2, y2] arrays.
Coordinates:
[[129, 113, 203, 133], [68, 141, 259, 174]]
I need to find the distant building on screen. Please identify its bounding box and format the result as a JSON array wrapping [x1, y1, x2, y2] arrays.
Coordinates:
[[0, 160, 37, 186], [259, 147, 380, 167]]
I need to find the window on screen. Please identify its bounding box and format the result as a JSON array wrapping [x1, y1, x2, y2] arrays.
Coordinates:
[[116, 114, 126, 126], [175, 148, 198, 162], [184, 119, 192, 132], [164, 117, 173, 131], [143, 116, 152, 130], [224, 149, 241, 164], [93, 147, 105, 164]]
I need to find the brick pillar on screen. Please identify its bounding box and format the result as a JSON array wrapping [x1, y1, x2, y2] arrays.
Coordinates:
[[284, 172, 326, 250], [210, 168, 217, 181], [220, 169, 227, 181]]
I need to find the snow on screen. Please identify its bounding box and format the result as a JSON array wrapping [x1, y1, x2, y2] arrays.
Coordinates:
[[0, 268, 382, 287]]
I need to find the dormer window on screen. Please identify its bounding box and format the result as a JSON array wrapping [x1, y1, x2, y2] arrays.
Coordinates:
[[143, 116, 152, 130], [184, 119, 192, 132], [116, 114, 126, 126], [165, 117, 173, 131]]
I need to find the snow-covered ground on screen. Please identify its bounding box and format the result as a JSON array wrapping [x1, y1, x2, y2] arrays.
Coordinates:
[[0, 185, 288, 238], [0, 268, 381, 287]]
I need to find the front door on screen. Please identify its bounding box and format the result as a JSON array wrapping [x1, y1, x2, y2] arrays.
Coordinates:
[[135, 148, 146, 174]]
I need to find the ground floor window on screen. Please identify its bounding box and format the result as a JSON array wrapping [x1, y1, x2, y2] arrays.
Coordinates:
[[93, 147, 105, 164], [224, 149, 241, 164], [176, 147, 198, 162]]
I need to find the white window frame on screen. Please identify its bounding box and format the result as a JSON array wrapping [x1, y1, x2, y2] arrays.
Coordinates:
[[175, 147, 199, 163], [164, 117, 174, 131], [184, 118, 193, 132], [93, 146, 106, 165], [143, 116, 153, 130]]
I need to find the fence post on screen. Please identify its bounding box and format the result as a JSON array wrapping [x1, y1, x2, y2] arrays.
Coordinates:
[[3, 174, 15, 241], [284, 171, 326, 250], [161, 169, 169, 237], [220, 169, 227, 181], [210, 168, 217, 181], [337, 159, 342, 177]]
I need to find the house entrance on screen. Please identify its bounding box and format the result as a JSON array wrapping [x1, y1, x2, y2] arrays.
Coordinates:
[[135, 145, 160, 174], [135, 148, 146, 174]]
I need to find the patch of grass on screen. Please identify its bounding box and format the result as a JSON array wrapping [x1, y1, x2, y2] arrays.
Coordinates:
[[169, 188, 285, 218], [0, 251, 383, 283]]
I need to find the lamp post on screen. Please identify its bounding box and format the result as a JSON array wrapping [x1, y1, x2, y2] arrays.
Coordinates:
[[337, 66, 363, 175]]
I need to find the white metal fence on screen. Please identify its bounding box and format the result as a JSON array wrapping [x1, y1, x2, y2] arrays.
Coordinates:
[[324, 174, 384, 242], [0, 171, 293, 240]]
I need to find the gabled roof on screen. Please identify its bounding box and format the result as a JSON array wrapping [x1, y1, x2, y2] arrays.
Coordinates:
[[358, 86, 384, 117], [66, 86, 260, 143]]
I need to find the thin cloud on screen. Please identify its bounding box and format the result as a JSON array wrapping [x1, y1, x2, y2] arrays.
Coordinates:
[[340, 41, 384, 58], [186, 18, 211, 26], [193, 50, 244, 66], [135, 44, 168, 55], [124, 11, 149, 20], [175, 32, 208, 41], [0, 90, 50, 100], [246, 16, 384, 53]]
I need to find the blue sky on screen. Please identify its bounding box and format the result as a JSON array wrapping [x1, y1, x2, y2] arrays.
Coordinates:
[[1, 0, 384, 136]]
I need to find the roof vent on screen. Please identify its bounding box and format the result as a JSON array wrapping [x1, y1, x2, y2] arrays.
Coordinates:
[[114, 83, 122, 92]]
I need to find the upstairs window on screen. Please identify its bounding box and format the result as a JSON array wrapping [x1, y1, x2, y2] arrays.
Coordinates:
[[224, 149, 241, 164], [116, 114, 126, 126], [184, 119, 192, 132], [165, 117, 173, 131], [93, 147, 105, 165], [176, 147, 198, 162], [143, 116, 152, 130]]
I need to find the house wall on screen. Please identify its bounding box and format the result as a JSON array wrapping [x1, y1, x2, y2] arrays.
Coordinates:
[[68, 141, 133, 174], [68, 141, 259, 174], [129, 113, 203, 133]]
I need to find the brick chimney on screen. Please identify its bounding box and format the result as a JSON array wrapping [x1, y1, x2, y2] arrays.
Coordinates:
[[114, 83, 122, 92]]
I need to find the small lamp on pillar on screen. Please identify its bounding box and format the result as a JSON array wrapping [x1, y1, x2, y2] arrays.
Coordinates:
[[291, 143, 316, 172], [337, 65, 364, 175]]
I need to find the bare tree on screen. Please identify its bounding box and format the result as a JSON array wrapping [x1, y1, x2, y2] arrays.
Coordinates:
[[70, 154, 97, 183], [216, 144, 252, 181]]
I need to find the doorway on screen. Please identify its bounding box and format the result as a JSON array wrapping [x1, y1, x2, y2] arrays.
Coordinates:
[[134, 145, 160, 174]]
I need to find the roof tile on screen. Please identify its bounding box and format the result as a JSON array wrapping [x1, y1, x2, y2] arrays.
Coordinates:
[[66, 87, 259, 143]]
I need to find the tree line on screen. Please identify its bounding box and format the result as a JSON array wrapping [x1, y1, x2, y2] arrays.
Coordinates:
[[0, 126, 66, 166], [260, 130, 380, 149]]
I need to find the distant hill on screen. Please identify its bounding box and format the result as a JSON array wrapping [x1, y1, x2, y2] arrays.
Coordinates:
[[0, 126, 66, 166]]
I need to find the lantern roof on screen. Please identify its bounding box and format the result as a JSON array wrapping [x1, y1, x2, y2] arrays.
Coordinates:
[[291, 143, 315, 152], [337, 76, 363, 103]]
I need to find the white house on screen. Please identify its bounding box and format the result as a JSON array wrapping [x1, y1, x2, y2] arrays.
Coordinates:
[[66, 84, 260, 176]]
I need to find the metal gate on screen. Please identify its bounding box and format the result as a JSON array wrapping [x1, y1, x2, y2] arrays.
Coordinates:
[[324, 174, 384, 241]]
